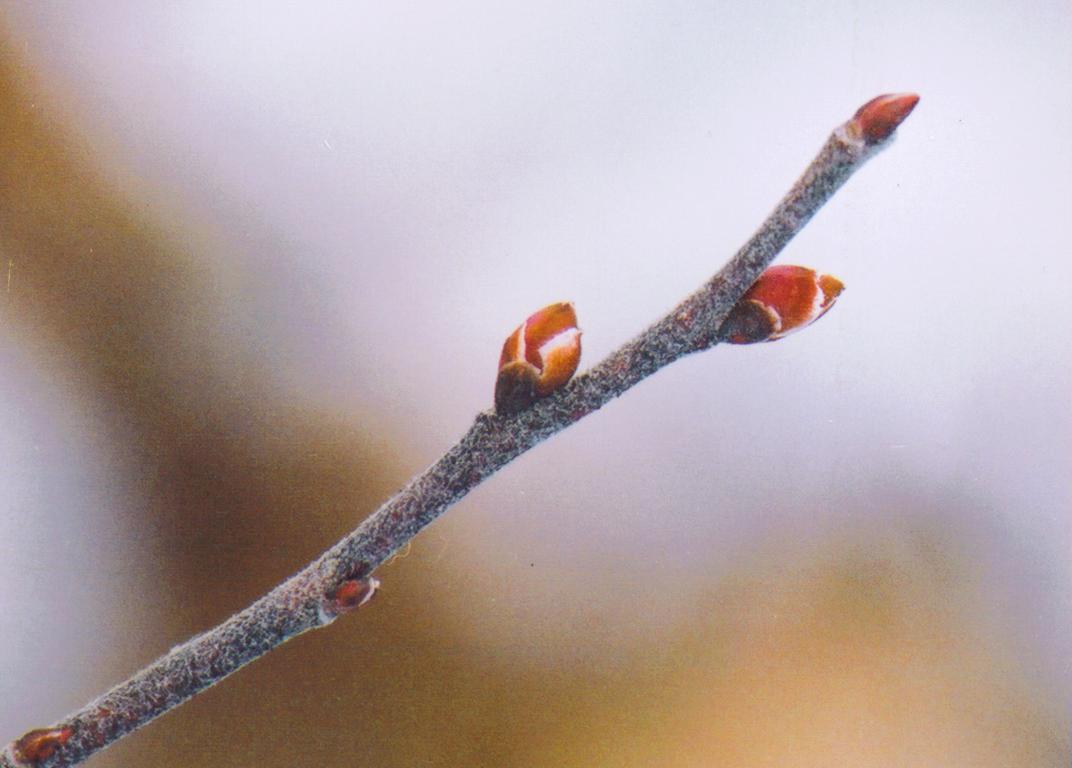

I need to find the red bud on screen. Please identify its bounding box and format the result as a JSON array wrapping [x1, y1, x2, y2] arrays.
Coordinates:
[[495, 302, 582, 414], [330, 577, 379, 613], [14, 727, 72, 763], [849, 93, 919, 144], [720, 265, 844, 344]]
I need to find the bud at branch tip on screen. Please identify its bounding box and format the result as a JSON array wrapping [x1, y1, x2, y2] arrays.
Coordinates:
[[849, 93, 920, 145]]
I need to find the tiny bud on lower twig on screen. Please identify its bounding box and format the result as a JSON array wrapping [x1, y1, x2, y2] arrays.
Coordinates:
[[329, 577, 380, 614], [12, 728, 72, 764]]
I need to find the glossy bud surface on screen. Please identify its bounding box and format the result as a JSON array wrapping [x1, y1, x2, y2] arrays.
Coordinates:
[[495, 302, 581, 414], [720, 265, 844, 344]]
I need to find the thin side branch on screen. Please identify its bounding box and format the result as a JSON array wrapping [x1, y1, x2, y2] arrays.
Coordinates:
[[2, 93, 918, 768]]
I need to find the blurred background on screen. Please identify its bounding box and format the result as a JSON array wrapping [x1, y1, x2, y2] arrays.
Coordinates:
[[0, 1, 1068, 765]]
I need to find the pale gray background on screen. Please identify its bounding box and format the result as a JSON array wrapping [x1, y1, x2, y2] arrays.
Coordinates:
[[1, 1, 1068, 764]]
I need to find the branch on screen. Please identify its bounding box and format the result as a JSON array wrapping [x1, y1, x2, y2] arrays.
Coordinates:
[[1, 93, 918, 768]]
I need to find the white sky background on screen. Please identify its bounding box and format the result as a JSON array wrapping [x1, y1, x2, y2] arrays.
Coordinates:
[[0, 0, 1069, 736]]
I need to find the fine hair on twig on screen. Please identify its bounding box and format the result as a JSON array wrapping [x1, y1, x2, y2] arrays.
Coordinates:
[[1, 93, 919, 768]]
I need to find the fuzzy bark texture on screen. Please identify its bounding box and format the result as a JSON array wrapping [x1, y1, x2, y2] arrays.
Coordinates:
[[1, 98, 913, 768]]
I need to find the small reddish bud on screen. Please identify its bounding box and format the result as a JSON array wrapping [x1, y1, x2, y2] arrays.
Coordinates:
[[331, 577, 379, 613], [14, 727, 72, 763], [720, 265, 844, 344], [495, 302, 582, 414], [849, 93, 920, 144]]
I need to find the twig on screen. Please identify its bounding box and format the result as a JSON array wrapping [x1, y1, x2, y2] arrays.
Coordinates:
[[1, 93, 918, 767]]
